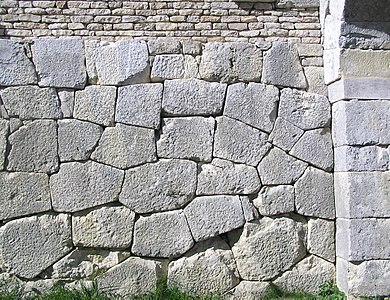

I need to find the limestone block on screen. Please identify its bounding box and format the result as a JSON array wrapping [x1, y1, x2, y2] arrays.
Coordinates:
[[58, 89, 74, 118], [199, 42, 262, 83], [184, 195, 245, 241], [196, 159, 261, 195], [240, 196, 258, 222], [181, 40, 202, 55], [0, 214, 72, 279], [0, 40, 37, 86], [132, 210, 194, 258], [85, 40, 150, 85], [148, 38, 181, 55], [23, 280, 60, 297], [72, 206, 135, 249], [8, 118, 21, 134], [279, 88, 331, 130], [58, 119, 103, 162], [214, 117, 270, 166], [74, 86, 116, 127], [7, 120, 58, 173], [157, 117, 214, 162], [262, 42, 306, 89], [0, 120, 8, 170], [1, 86, 62, 119], [50, 161, 124, 212], [91, 123, 156, 169], [151, 55, 185, 81], [304, 67, 327, 96], [32, 38, 86, 88], [162, 78, 226, 116], [268, 118, 304, 151], [308, 218, 335, 262], [230, 218, 306, 280], [225, 281, 269, 300], [116, 83, 162, 129], [183, 55, 199, 78], [277, 0, 320, 8], [120, 159, 197, 213], [254, 185, 295, 216], [258, 147, 307, 185], [224, 83, 279, 133]]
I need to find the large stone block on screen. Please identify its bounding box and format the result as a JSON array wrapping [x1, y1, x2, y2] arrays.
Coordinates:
[[225, 281, 269, 300], [254, 185, 295, 216], [268, 118, 304, 152], [308, 218, 335, 262], [0, 120, 8, 170]]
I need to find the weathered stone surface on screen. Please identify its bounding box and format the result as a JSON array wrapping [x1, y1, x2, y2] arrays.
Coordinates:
[[157, 117, 214, 162], [148, 38, 181, 55], [196, 159, 261, 195], [7, 120, 58, 173], [184, 195, 245, 242], [162, 79, 226, 116], [58, 89, 74, 118], [258, 147, 307, 185], [277, 0, 320, 8], [32, 38, 86, 88], [8, 118, 22, 133], [181, 40, 202, 55], [91, 123, 156, 169], [1, 86, 62, 119], [254, 185, 295, 216], [0, 172, 51, 221], [0, 40, 37, 86], [72, 206, 135, 249], [58, 119, 103, 162], [74, 86, 116, 126], [0, 120, 8, 170], [304, 67, 328, 96], [262, 42, 306, 89], [86, 40, 149, 85], [230, 218, 306, 280], [50, 161, 124, 212], [132, 210, 194, 258], [335, 146, 389, 171], [214, 117, 270, 166], [226, 281, 269, 300], [23, 280, 60, 297], [308, 218, 335, 262], [295, 167, 335, 219], [116, 83, 162, 129], [151, 55, 185, 81], [199, 42, 262, 83], [0, 214, 72, 279], [240, 196, 258, 222], [224, 83, 279, 133], [268, 118, 304, 151], [120, 159, 197, 213]]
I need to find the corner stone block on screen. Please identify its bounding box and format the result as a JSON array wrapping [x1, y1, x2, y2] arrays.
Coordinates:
[[268, 117, 304, 152], [0, 120, 8, 170], [151, 55, 185, 81], [307, 218, 335, 262], [254, 185, 295, 216]]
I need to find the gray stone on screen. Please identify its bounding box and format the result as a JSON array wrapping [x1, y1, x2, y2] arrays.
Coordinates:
[[8, 118, 22, 133], [277, 0, 320, 8], [148, 38, 181, 55], [183, 55, 199, 78], [74, 86, 116, 126], [162, 79, 226, 116], [0, 120, 8, 170], [199, 42, 262, 83], [116, 83, 162, 129], [262, 42, 306, 89], [7, 120, 58, 173], [308, 218, 335, 262], [240, 196, 258, 222], [230, 218, 306, 280], [0, 172, 51, 221], [85, 40, 149, 85], [50, 161, 124, 212], [304, 67, 328, 96], [258, 147, 307, 185], [120, 159, 197, 213], [224, 83, 279, 133], [23, 279, 60, 297], [32, 38, 86, 88], [91, 123, 156, 169], [295, 167, 335, 219], [132, 210, 194, 258], [279, 88, 331, 130], [1, 86, 62, 119], [196, 159, 261, 195], [72, 206, 135, 249], [226, 281, 269, 300], [58, 89, 74, 118], [184, 195, 245, 242], [254, 185, 295, 216], [151, 55, 185, 81], [268, 118, 304, 151], [214, 117, 270, 166], [0, 214, 72, 279], [157, 117, 215, 162], [181, 40, 202, 55], [58, 119, 103, 162], [0, 40, 37, 86]]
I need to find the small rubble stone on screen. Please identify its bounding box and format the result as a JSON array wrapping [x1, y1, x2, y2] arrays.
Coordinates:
[[148, 38, 181, 55], [226, 281, 269, 300], [58, 89, 74, 118], [304, 67, 328, 96], [0, 120, 8, 170], [151, 55, 185, 81], [308, 218, 335, 262], [23, 280, 60, 297], [254, 185, 295, 216], [268, 118, 304, 151]]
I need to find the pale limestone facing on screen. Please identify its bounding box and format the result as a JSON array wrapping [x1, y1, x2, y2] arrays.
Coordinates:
[[268, 117, 304, 152], [308, 218, 335, 262], [226, 281, 269, 300], [254, 185, 295, 216]]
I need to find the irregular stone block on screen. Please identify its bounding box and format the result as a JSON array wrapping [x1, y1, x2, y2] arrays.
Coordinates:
[[214, 117, 270, 166], [148, 38, 181, 55], [120, 159, 197, 213], [0, 214, 72, 279], [308, 218, 335, 262], [184, 195, 245, 242], [304, 67, 328, 96], [58, 119, 103, 162], [295, 167, 335, 219], [162, 79, 226, 116], [58, 89, 74, 118], [50, 161, 124, 212], [240, 196, 258, 222], [0, 120, 8, 170], [196, 159, 261, 195], [132, 210, 194, 258], [199, 42, 262, 83], [151, 55, 185, 81], [1, 86, 62, 119], [23, 280, 60, 297], [226, 281, 269, 300], [254, 185, 295, 216], [7, 120, 58, 173], [32, 38, 86, 88], [262, 42, 306, 89], [157, 117, 215, 162], [91, 123, 156, 169], [0, 40, 37, 86], [181, 40, 202, 55], [224, 83, 279, 133], [268, 118, 304, 151], [74, 86, 116, 127], [116, 83, 162, 129]]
